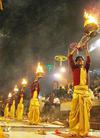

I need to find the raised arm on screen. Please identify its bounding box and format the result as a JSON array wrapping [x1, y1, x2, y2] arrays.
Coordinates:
[[68, 46, 77, 69], [84, 43, 91, 71]]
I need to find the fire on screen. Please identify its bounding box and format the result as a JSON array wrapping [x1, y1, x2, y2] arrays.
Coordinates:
[[8, 93, 12, 98], [36, 62, 44, 78], [84, 11, 98, 26], [36, 62, 44, 74], [14, 85, 19, 92], [22, 78, 27, 86]]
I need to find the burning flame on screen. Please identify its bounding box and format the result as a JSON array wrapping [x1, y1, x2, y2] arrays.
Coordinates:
[[22, 78, 27, 86], [36, 62, 44, 74], [14, 85, 19, 92], [84, 11, 98, 26], [8, 93, 12, 98]]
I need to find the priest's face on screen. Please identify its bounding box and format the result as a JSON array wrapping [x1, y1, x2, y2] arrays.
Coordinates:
[[76, 58, 85, 67]]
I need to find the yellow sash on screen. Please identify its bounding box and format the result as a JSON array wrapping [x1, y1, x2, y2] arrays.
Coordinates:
[[80, 67, 86, 85]]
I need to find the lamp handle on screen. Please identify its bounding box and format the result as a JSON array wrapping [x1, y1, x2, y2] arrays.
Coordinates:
[[77, 33, 90, 49]]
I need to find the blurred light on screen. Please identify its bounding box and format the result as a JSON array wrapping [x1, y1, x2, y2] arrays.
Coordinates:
[[22, 78, 27, 86], [36, 62, 44, 78], [14, 85, 19, 93], [54, 73, 62, 79], [61, 85, 65, 89], [36, 62, 44, 74], [60, 67, 66, 73], [46, 64, 53, 73], [8, 93, 12, 98], [38, 95, 41, 100], [89, 39, 100, 52]]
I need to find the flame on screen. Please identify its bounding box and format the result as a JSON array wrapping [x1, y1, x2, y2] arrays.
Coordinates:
[[22, 78, 27, 86], [8, 93, 12, 98], [14, 85, 19, 92], [36, 62, 44, 73], [84, 11, 98, 26]]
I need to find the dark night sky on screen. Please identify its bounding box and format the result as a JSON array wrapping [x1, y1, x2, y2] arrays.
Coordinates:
[[0, 0, 100, 95]]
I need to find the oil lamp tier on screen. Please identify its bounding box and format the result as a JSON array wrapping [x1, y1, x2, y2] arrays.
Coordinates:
[[84, 11, 98, 36], [21, 79, 27, 87], [36, 62, 44, 78]]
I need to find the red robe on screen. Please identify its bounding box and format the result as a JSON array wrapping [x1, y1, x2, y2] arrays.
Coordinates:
[[69, 55, 91, 86], [30, 80, 40, 98]]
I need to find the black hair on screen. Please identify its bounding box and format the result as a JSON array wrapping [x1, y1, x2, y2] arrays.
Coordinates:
[[75, 56, 85, 62]]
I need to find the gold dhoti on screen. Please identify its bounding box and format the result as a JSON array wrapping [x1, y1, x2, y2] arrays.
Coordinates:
[[16, 98, 24, 120], [69, 85, 92, 136], [4, 103, 9, 118], [9, 100, 15, 119], [28, 90, 40, 124]]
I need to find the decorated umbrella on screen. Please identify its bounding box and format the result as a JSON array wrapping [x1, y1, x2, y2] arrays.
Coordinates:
[[55, 55, 67, 66]]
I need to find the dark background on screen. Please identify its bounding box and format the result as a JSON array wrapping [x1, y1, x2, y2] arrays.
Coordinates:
[[0, 0, 100, 96]]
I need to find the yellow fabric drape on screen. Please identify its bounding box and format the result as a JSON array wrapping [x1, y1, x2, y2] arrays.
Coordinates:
[[69, 85, 92, 136], [4, 103, 9, 118], [80, 67, 86, 85], [28, 90, 40, 124], [69, 67, 92, 136], [9, 100, 15, 119], [16, 98, 24, 120]]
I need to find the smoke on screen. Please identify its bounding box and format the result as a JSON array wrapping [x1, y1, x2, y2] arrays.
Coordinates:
[[0, 0, 100, 96]]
